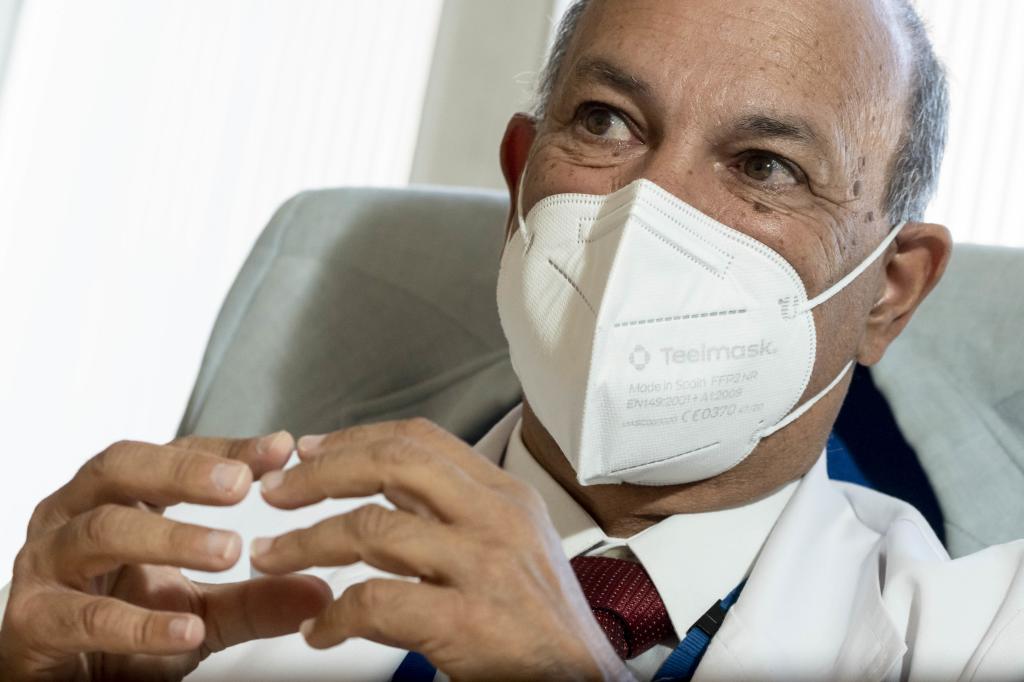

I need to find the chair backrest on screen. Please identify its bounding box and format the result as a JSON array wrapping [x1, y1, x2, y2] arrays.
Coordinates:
[[872, 243, 1024, 557], [177, 186, 520, 445], [178, 186, 1024, 557]]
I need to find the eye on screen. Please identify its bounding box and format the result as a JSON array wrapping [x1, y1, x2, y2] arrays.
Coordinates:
[[739, 152, 800, 186], [575, 103, 636, 143]]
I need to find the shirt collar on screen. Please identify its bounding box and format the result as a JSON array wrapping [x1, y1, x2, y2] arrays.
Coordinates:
[[501, 416, 803, 638]]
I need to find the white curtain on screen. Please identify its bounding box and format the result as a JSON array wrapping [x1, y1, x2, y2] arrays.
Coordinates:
[[0, 0, 21, 97], [0, 0, 442, 580], [916, 0, 1024, 246]]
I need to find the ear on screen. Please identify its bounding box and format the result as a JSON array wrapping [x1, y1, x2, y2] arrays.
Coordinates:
[[857, 222, 953, 365], [499, 113, 537, 241]]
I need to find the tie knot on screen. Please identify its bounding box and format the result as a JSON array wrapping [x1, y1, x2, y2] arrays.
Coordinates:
[[571, 555, 674, 660]]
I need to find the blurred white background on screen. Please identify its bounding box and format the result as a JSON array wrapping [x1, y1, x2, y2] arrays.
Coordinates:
[[0, 0, 1020, 583]]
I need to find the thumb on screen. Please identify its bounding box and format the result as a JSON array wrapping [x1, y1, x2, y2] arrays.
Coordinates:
[[196, 574, 333, 654], [169, 431, 295, 478]]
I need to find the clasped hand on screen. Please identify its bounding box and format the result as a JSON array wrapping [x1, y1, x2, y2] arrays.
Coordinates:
[[252, 417, 629, 681], [0, 432, 331, 680], [0, 419, 630, 681]]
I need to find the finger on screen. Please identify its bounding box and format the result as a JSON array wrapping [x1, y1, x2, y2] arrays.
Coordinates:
[[170, 431, 295, 478], [197, 574, 333, 653], [30, 444, 253, 537], [250, 504, 468, 581], [28, 590, 204, 656], [301, 578, 452, 651], [260, 438, 484, 522], [295, 420, 432, 459], [47, 504, 241, 584], [296, 418, 502, 485]]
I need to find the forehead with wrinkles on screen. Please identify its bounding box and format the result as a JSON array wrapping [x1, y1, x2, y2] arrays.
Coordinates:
[[551, 0, 913, 203]]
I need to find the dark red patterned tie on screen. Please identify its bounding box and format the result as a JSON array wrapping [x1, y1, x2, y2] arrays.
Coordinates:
[[570, 555, 674, 659]]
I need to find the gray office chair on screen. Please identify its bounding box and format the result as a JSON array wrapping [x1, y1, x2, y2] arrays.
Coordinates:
[[176, 186, 521, 445], [176, 185, 1024, 558]]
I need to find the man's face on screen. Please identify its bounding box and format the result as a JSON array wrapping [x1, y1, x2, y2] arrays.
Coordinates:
[[511, 0, 914, 398]]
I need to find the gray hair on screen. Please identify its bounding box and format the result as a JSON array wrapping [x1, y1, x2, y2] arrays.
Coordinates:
[[533, 0, 949, 225]]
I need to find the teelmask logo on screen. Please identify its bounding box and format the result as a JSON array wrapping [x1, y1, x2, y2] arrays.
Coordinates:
[[628, 345, 651, 371], [658, 339, 778, 365]]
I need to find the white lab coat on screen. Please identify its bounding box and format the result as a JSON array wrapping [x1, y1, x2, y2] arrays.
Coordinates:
[[1, 406, 1022, 680], [493, 407, 1024, 682]]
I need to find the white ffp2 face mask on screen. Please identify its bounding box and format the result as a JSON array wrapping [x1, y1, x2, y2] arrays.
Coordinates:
[[496, 176, 904, 486]]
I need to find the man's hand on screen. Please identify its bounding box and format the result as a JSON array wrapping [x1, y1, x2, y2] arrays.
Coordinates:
[[250, 418, 632, 682], [0, 433, 333, 681]]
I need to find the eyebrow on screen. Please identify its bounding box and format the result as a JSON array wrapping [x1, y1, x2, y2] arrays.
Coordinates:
[[570, 57, 654, 102], [732, 114, 820, 146]]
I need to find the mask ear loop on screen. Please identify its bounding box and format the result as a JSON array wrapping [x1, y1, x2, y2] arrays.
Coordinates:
[[515, 162, 532, 245], [761, 221, 906, 439], [797, 221, 907, 314], [759, 359, 854, 439]]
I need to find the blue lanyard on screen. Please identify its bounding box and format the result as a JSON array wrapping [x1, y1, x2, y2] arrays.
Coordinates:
[[392, 580, 745, 682], [651, 580, 745, 682]]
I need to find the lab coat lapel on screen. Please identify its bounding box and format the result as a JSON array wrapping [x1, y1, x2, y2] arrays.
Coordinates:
[[695, 457, 906, 682]]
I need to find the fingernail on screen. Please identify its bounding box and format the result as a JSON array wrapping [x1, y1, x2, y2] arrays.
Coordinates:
[[207, 531, 240, 560], [261, 470, 285, 492], [211, 463, 247, 492], [297, 434, 326, 454], [299, 617, 315, 639], [169, 616, 196, 641], [250, 536, 273, 559], [258, 430, 291, 457]]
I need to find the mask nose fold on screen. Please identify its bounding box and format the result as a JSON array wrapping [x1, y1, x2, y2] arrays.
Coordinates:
[[579, 196, 632, 244]]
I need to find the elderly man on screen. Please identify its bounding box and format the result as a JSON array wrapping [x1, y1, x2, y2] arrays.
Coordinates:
[[2, 0, 1022, 680]]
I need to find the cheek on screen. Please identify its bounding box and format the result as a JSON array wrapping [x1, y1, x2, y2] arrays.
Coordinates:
[[808, 266, 879, 380], [521, 136, 644, 208], [713, 196, 845, 303], [679, 166, 855, 300], [800, 225, 890, 383]]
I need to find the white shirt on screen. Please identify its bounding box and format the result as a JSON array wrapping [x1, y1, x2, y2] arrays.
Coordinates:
[[502, 418, 797, 680]]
